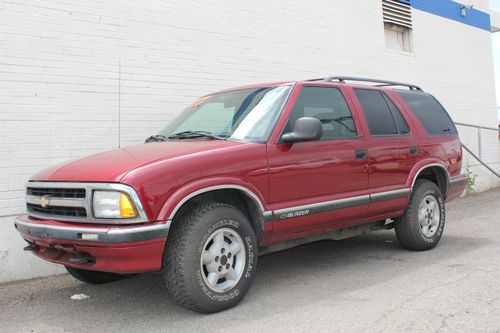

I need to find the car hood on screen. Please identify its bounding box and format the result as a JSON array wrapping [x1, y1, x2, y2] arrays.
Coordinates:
[[31, 140, 244, 182]]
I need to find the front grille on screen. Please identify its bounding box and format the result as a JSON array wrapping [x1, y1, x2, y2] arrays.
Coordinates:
[[27, 203, 87, 217], [24, 182, 146, 224], [26, 184, 88, 219], [27, 187, 86, 198]]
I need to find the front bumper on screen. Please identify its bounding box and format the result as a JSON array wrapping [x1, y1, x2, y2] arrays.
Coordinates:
[[14, 215, 169, 274]]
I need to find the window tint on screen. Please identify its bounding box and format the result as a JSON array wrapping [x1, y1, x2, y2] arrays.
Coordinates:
[[396, 91, 457, 135], [383, 94, 410, 134], [289, 87, 357, 140], [355, 89, 398, 135]]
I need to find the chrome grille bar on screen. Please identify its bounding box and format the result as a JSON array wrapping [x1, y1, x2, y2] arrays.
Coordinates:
[[26, 194, 86, 207]]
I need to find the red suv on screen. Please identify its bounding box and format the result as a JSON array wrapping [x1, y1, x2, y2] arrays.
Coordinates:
[[15, 76, 467, 313]]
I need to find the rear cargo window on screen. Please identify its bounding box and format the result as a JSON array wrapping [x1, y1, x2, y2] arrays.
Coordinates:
[[395, 91, 457, 135]]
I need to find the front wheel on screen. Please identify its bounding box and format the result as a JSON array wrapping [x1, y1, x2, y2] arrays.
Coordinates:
[[395, 180, 446, 251], [164, 203, 258, 313]]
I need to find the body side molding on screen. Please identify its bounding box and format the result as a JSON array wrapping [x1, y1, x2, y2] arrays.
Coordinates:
[[271, 188, 411, 221], [274, 194, 370, 220]]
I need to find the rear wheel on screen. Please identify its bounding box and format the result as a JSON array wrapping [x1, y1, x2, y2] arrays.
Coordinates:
[[164, 203, 258, 313], [65, 266, 124, 284], [395, 180, 446, 251]]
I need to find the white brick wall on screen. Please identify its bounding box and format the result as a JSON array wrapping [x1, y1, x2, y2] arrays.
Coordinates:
[[0, 0, 500, 215], [1, 0, 499, 283], [0, 0, 499, 221]]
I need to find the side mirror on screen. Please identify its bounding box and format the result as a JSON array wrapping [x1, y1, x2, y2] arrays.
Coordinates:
[[281, 117, 323, 144]]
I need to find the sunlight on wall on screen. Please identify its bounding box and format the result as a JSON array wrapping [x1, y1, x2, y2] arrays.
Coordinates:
[[491, 0, 500, 11], [495, 32, 500, 119], [492, 1, 500, 118]]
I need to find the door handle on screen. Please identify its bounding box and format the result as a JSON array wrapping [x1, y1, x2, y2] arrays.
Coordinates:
[[355, 149, 367, 159], [409, 146, 418, 155]]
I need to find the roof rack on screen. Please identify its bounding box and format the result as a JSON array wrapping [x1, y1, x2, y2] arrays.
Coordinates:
[[308, 76, 422, 91]]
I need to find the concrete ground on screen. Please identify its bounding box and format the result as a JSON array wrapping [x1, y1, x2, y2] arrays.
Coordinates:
[[1, 188, 499, 333]]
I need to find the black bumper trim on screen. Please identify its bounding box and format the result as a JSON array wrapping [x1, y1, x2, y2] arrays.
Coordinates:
[[14, 217, 170, 243], [450, 175, 468, 187]]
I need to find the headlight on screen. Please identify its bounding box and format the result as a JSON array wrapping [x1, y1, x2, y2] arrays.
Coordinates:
[[92, 191, 137, 219]]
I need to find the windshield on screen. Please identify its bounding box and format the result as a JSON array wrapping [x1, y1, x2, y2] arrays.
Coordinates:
[[156, 85, 292, 143]]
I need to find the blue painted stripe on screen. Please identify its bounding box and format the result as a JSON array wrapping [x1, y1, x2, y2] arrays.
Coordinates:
[[411, 0, 491, 32]]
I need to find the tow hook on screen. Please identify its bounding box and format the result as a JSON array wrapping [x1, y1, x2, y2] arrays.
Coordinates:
[[69, 254, 96, 266], [23, 245, 38, 252]]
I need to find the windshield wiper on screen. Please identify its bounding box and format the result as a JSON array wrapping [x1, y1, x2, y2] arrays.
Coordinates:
[[320, 116, 357, 133], [168, 131, 226, 140], [145, 134, 168, 143]]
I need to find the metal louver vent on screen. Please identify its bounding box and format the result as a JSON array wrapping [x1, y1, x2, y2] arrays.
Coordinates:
[[383, 0, 412, 29]]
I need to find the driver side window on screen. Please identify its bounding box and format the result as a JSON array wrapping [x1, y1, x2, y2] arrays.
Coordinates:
[[289, 86, 357, 140]]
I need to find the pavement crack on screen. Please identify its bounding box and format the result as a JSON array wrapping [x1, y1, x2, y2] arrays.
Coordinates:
[[364, 270, 481, 333]]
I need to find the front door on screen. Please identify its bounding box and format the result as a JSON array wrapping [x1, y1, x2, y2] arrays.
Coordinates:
[[267, 84, 369, 241]]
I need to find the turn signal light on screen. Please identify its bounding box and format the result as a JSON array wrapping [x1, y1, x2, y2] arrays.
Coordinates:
[[119, 194, 137, 218]]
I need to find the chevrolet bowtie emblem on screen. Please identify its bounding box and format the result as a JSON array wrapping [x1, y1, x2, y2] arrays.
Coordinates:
[[39, 196, 50, 208]]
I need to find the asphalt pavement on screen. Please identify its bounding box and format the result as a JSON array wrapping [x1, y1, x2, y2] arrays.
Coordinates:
[[1, 188, 499, 333]]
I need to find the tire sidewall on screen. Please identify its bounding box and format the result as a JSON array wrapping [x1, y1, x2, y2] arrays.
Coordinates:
[[184, 206, 257, 311], [412, 184, 446, 246]]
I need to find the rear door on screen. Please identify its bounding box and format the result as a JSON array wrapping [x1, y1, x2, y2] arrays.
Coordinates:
[[348, 87, 420, 215], [267, 84, 369, 241]]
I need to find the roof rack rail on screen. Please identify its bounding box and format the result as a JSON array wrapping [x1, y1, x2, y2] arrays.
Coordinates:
[[309, 76, 422, 91]]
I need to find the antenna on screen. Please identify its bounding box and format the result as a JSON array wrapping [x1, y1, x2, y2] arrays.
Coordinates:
[[118, 59, 121, 148]]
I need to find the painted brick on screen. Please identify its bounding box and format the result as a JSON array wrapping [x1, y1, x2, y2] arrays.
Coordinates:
[[0, 0, 499, 218]]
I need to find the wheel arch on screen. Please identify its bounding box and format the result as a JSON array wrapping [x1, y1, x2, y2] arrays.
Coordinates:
[[158, 181, 270, 241], [410, 163, 450, 198]]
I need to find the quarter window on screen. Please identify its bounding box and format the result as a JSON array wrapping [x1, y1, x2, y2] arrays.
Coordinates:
[[355, 89, 404, 136], [288, 86, 357, 140], [384, 94, 410, 134]]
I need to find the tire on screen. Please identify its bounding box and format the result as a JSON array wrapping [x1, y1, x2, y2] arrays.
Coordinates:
[[65, 266, 124, 284], [164, 203, 258, 313], [395, 180, 446, 251]]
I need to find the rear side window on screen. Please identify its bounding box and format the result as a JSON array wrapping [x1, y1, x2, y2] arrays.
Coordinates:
[[354, 89, 409, 136], [396, 91, 457, 135], [384, 94, 410, 134]]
